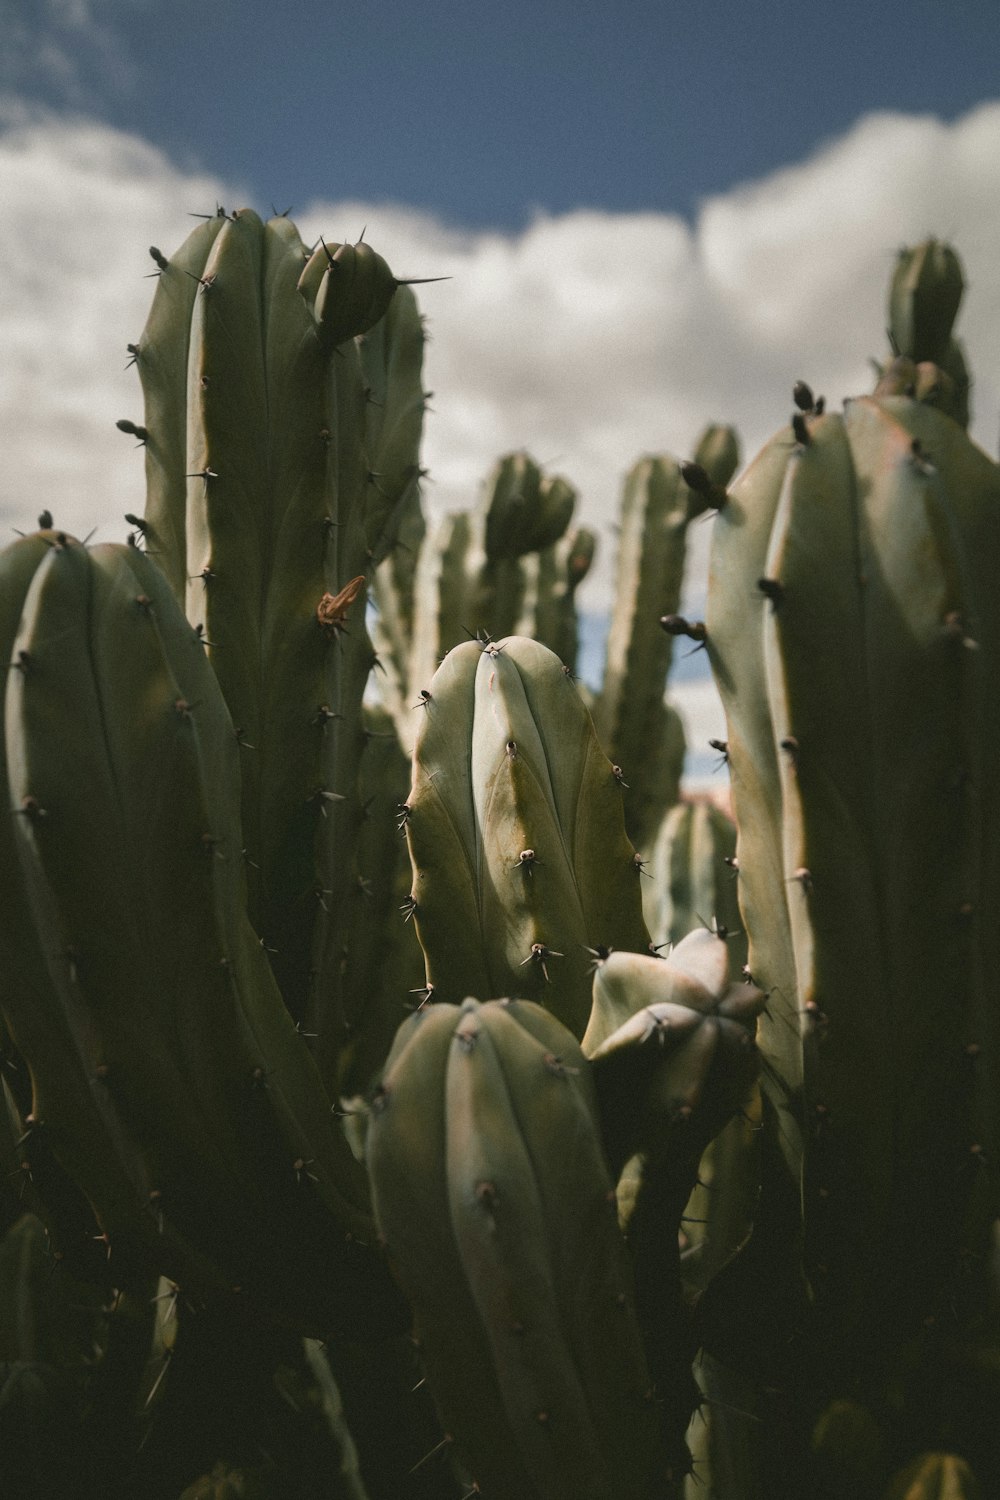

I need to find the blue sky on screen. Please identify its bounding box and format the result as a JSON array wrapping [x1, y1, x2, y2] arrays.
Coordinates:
[[4, 2, 1000, 778], [8, 0, 1000, 229]]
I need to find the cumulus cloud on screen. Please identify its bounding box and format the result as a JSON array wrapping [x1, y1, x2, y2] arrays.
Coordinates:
[[2, 98, 999, 619]]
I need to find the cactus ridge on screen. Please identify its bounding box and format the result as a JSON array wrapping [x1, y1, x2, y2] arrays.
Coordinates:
[[367, 997, 660, 1499], [1, 534, 403, 1333], [708, 393, 1000, 1369], [406, 635, 649, 1034]]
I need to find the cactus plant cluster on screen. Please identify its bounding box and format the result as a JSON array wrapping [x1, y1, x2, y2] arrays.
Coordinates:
[[0, 209, 996, 1500]]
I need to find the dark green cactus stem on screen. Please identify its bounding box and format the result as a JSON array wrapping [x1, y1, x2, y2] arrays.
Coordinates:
[[875, 240, 970, 427], [888, 240, 964, 366], [405, 635, 650, 1034], [0, 534, 401, 1337], [706, 393, 1000, 1382], [592, 455, 700, 850], [582, 933, 765, 1486], [366, 997, 663, 1500], [131, 208, 426, 1082]]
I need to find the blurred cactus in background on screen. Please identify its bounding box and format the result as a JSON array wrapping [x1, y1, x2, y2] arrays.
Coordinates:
[[0, 212, 996, 1500]]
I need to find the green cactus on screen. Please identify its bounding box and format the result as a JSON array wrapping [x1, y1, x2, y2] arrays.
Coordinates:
[[643, 799, 745, 977], [372, 451, 581, 756], [873, 239, 970, 427], [128, 208, 427, 1087], [0, 532, 400, 1338], [366, 996, 662, 1500], [705, 389, 1000, 1486], [591, 425, 740, 851], [403, 634, 650, 1035]]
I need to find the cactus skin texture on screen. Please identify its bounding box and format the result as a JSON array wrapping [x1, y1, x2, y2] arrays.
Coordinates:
[[404, 635, 650, 1035], [130, 207, 426, 1085], [366, 996, 662, 1500], [0, 531, 402, 1338], [706, 392, 1000, 1423], [884, 1453, 981, 1500]]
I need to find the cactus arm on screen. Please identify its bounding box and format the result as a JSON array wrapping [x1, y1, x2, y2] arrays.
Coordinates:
[[366, 1005, 543, 1499], [134, 214, 227, 599], [706, 429, 804, 1174]]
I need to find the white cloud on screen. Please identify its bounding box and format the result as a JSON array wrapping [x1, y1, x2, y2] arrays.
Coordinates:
[[2, 97, 999, 614]]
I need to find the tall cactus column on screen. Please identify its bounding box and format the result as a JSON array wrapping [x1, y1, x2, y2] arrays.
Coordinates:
[[127, 209, 427, 1088], [706, 391, 1000, 1394]]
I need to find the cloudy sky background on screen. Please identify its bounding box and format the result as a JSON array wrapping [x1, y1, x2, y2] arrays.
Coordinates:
[[4, 2, 1000, 774]]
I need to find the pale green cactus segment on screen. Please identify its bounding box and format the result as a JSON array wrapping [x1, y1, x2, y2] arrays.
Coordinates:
[[583, 930, 734, 1057], [594, 456, 697, 848], [515, 524, 596, 672], [407, 637, 648, 1030], [644, 802, 744, 980], [763, 398, 1000, 1229], [134, 213, 227, 599], [369, 998, 659, 1500], [482, 453, 576, 562], [888, 239, 964, 366], [146, 207, 380, 1049], [692, 423, 741, 489], [357, 284, 426, 563], [300, 239, 404, 350], [444, 1001, 659, 1500], [365, 1003, 543, 1499], [472, 636, 649, 1032], [405, 641, 492, 1002], [884, 1453, 981, 1500], [705, 420, 815, 1174], [4, 539, 393, 1329]]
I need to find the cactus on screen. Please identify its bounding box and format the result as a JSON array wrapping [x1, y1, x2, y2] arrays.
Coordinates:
[[372, 451, 582, 755], [873, 239, 970, 427], [704, 386, 1000, 1490], [0, 532, 401, 1338], [366, 996, 663, 1499], [591, 427, 740, 851], [403, 634, 650, 1035], [127, 208, 428, 1087], [5, 200, 1000, 1500]]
